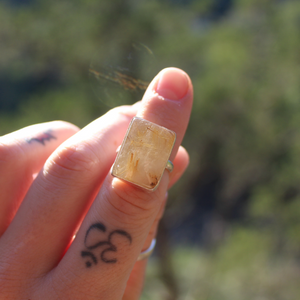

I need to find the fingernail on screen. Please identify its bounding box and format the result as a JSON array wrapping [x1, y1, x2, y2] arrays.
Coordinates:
[[156, 68, 189, 100]]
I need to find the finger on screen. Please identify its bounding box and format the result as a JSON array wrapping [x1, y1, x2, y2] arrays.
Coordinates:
[[139, 146, 189, 251], [137, 68, 192, 163], [122, 260, 147, 300], [122, 146, 190, 300], [0, 68, 192, 300], [129, 67, 192, 253], [0, 121, 79, 235], [122, 197, 167, 300], [0, 105, 139, 278], [51, 68, 193, 299], [168, 145, 189, 189], [122, 194, 169, 300]]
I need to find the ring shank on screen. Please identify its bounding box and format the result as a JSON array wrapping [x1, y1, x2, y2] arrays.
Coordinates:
[[166, 160, 174, 173], [137, 238, 156, 261]]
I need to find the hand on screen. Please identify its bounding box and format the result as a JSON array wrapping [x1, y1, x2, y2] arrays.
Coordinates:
[[0, 67, 193, 300]]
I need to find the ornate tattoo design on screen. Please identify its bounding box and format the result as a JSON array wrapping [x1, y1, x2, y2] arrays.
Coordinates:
[[81, 222, 132, 268], [26, 130, 56, 145]]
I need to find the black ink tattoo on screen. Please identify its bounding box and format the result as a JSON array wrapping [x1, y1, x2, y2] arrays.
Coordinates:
[[26, 130, 56, 145], [81, 222, 132, 268], [81, 251, 98, 268]]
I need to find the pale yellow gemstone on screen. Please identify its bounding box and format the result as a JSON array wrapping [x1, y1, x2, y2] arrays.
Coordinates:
[[111, 117, 176, 191]]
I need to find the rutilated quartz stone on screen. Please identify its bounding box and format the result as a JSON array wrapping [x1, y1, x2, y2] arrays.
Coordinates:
[[111, 117, 176, 191]]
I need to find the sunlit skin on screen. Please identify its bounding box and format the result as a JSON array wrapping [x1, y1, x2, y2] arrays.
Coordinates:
[[0, 68, 193, 300]]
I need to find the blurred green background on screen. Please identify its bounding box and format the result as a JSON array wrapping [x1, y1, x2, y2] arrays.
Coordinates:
[[1, 0, 300, 299]]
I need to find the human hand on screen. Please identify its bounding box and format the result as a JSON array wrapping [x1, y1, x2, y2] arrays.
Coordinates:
[[0, 67, 193, 299]]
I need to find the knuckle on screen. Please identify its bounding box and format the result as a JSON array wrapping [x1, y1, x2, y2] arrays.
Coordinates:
[[44, 142, 101, 182], [105, 181, 159, 224]]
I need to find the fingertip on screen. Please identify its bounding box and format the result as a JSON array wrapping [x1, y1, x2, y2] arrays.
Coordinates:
[[137, 68, 193, 163], [177, 145, 190, 167], [156, 68, 190, 101]]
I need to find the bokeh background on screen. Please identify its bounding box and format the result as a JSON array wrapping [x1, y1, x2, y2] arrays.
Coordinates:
[[1, 0, 300, 299]]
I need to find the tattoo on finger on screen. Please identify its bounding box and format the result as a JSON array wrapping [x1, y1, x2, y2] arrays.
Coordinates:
[[26, 130, 56, 145], [81, 222, 132, 268]]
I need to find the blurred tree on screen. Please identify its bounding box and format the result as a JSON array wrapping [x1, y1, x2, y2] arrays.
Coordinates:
[[2, 0, 300, 299]]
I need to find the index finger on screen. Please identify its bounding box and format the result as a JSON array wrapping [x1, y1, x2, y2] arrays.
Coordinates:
[[53, 67, 193, 299], [137, 67, 193, 161]]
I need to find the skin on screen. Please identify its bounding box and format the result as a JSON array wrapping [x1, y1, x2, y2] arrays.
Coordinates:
[[0, 67, 193, 300]]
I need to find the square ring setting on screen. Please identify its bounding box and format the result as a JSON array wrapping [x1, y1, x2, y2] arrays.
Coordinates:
[[111, 117, 176, 191]]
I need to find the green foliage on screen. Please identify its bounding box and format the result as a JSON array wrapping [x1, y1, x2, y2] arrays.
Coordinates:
[[2, 0, 300, 298], [144, 228, 300, 299]]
